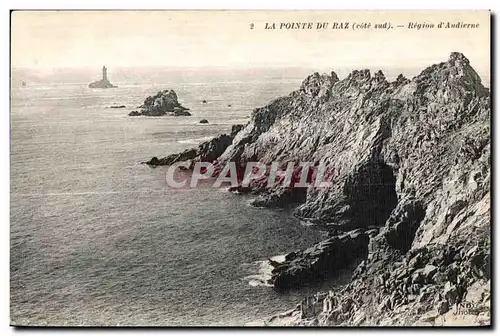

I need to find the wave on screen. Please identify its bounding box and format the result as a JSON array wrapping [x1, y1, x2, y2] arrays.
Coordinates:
[[178, 136, 214, 145], [243, 254, 286, 287]]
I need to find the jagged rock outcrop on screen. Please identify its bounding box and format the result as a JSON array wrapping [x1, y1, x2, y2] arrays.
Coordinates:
[[148, 52, 490, 326], [130, 90, 191, 116], [271, 229, 370, 290], [145, 124, 244, 167]]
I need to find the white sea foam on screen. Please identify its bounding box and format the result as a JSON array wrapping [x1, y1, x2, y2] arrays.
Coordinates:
[[243, 254, 286, 287], [178, 136, 214, 145]]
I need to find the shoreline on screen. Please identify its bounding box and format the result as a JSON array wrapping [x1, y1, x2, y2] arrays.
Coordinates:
[[141, 52, 490, 326]]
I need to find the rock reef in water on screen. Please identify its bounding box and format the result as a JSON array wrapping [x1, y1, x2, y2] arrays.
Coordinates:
[[129, 90, 192, 116], [89, 79, 117, 88], [147, 52, 490, 326], [145, 124, 244, 167]]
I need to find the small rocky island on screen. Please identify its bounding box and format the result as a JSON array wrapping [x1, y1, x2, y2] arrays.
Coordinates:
[[88, 66, 117, 88], [128, 90, 191, 116]]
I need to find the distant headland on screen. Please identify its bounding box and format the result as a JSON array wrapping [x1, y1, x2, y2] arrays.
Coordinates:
[[88, 66, 117, 88]]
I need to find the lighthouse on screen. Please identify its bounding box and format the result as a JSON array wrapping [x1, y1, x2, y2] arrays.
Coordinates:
[[88, 65, 117, 88], [102, 66, 108, 81]]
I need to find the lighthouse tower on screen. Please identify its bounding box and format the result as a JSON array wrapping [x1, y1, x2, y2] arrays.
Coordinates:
[[89, 65, 116, 88], [102, 66, 108, 81]]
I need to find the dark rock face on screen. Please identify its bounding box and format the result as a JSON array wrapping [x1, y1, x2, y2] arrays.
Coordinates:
[[271, 229, 370, 290], [109, 105, 126, 108], [383, 200, 425, 252], [128, 111, 141, 116], [230, 124, 244, 138], [199, 119, 209, 124], [132, 90, 191, 116]]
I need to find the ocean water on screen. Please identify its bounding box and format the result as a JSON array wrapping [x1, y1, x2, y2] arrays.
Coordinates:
[[10, 74, 333, 326], [11, 63, 490, 326]]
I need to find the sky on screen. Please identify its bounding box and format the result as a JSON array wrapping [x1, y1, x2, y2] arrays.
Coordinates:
[[11, 10, 490, 75]]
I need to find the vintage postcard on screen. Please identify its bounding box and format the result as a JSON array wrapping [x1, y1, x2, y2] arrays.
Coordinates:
[[10, 10, 491, 327]]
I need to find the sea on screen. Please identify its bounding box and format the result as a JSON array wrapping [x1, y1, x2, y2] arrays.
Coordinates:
[[10, 67, 334, 326], [10, 66, 490, 326]]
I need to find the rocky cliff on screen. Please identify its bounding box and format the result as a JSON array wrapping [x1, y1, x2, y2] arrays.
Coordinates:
[[149, 53, 490, 326], [129, 90, 191, 116]]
